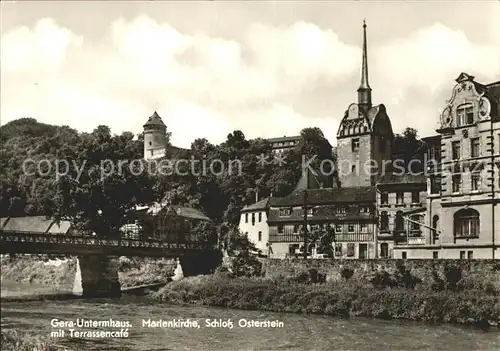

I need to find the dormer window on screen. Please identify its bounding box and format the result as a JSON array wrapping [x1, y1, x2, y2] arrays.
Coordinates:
[[279, 208, 292, 216], [456, 104, 474, 127]]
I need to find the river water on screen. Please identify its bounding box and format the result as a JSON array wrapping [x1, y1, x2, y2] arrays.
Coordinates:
[[1, 296, 499, 351]]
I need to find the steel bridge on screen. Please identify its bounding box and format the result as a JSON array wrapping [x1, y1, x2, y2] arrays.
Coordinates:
[[0, 230, 217, 257]]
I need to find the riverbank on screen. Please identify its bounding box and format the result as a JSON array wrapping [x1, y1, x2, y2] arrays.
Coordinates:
[[150, 273, 500, 328], [1, 329, 58, 351]]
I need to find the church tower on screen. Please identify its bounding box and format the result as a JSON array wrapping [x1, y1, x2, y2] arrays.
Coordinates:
[[357, 20, 372, 112], [143, 111, 167, 160], [336, 21, 394, 188]]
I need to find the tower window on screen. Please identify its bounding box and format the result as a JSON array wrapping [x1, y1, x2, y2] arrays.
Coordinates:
[[352, 138, 360, 152], [149, 141, 152, 145]]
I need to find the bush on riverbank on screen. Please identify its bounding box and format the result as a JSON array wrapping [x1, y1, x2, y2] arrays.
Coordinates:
[[118, 257, 176, 288], [1, 329, 57, 351], [151, 274, 500, 327]]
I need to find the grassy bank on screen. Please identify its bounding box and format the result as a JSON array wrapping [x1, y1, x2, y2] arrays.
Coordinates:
[[0, 329, 61, 351], [150, 273, 500, 328]]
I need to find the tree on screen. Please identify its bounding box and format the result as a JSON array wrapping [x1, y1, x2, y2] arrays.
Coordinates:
[[53, 129, 155, 237]]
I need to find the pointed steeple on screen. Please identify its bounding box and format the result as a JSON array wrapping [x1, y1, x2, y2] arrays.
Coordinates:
[[357, 20, 372, 110]]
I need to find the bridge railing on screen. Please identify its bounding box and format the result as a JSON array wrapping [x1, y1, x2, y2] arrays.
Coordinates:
[[0, 230, 213, 250]]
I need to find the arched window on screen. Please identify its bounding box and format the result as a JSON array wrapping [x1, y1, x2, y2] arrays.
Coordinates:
[[395, 211, 404, 231], [380, 211, 389, 231], [380, 243, 389, 258], [432, 215, 440, 244], [454, 208, 479, 237]]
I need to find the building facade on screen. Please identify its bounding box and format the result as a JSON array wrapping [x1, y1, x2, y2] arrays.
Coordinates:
[[393, 73, 500, 259], [239, 197, 270, 255], [266, 136, 301, 155]]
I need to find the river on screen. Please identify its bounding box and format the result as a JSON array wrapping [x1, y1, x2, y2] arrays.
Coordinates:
[[1, 296, 499, 351]]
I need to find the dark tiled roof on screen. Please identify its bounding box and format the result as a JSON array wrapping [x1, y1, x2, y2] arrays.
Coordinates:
[[266, 135, 301, 143], [147, 202, 210, 221], [0, 216, 72, 234], [242, 198, 269, 211], [270, 187, 376, 207], [143, 111, 166, 128], [377, 173, 427, 185]]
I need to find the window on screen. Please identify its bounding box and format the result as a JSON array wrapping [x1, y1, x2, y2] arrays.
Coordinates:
[[245, 213, 248, 223], [460, 251, 466, 259], [395, 211, 404, 231], [307, 208, 314, 216], [278, 225, 284, 234], [456, 104, 474, 126], [471, 138, 480, 158], [258, 231, 262, 242], [380, 243, 389, 258], [380, 211, 389, 231], [351, 164, 356, 174], [360, 223, 367, 232], [381, 192, 388, 205], [471, 171, 480, 191], [336, 207, 346, 214], [258, 212, 262, 222], [293, 224, 300, 233], [433, 251, 439, 259], [430, 175, 441, 195], [279, 208, 291, 216], [409, 215, 423, 234], [452, 141, 461, 160], [347, 243, 355, 257], [452, 174, 461, 193], [251, 213, 255, 226], [411, 191, 420, 204], [402, 252, 407, 259], [335, 243, 343, 256], [454, 208, 479, 237], [468, 251, 473, 260], [348, 224, 355, 232], [335, 224, 342, 233], [360, 206, 370, 213], [352, 138, 360, 152], [396, 192, 404, 205]]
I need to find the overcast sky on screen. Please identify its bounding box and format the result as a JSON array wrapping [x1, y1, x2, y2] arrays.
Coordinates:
[[1, 1, 499, 148]]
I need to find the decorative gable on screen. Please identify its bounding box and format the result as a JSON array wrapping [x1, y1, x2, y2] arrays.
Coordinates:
[[455, 72, 475, 83]]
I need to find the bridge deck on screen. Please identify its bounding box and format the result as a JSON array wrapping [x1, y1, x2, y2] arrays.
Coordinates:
[[0, 230, 216, 257]]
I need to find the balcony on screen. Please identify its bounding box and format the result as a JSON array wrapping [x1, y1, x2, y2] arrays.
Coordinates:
[[394, 230, 425, 246]]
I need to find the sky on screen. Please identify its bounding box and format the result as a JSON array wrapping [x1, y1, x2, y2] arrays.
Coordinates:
[[1, 1, 499, 148]]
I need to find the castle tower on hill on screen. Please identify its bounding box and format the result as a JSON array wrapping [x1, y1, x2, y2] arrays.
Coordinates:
[[143, 111, 168, 160]]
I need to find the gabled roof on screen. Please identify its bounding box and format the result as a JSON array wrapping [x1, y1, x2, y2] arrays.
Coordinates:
[[0, 216, 72, 234], [145, 202, 210, 221], [242, 198, 270, 212], [270, 187, 376, 207]]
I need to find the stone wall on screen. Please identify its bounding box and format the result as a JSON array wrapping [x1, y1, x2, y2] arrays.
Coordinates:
[[261, 258, 500, 287]]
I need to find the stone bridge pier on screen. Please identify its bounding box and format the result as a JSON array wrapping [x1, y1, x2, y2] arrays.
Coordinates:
[[73, 255, 121, 298], [72, 250, 222, 298]]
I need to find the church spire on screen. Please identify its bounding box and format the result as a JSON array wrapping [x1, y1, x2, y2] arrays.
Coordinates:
[[357, 20, 372, 110]]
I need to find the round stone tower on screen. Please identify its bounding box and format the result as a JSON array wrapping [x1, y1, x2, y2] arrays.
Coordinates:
[[143, 111, 167, 160]]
